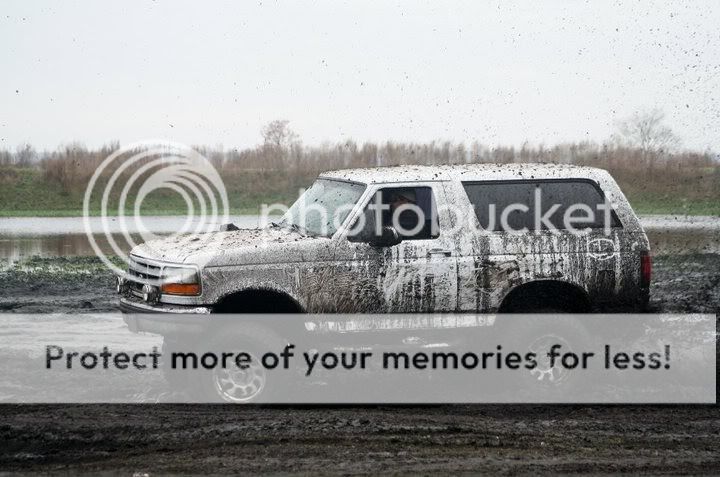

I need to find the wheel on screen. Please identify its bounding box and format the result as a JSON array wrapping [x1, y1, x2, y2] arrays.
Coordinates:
[[209, 336, 270, 403], [185, 326, 288, 403], [501, 315, 592, 399]]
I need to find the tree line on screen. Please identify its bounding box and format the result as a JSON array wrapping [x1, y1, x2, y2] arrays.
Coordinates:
[[0, 112, 717, 209]]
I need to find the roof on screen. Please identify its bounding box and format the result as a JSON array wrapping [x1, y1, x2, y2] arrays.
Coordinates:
[[319, 163, 610, 184]]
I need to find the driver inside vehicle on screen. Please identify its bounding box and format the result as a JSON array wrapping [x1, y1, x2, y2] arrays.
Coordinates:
[[381, 188, 437, 240], [389, 189, 417, 212]]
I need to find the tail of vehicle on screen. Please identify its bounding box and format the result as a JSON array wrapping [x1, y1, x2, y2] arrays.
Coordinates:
[[640, 250, 652, 289]]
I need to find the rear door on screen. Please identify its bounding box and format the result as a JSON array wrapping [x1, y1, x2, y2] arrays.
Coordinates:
[[452, 179, 626, 311]]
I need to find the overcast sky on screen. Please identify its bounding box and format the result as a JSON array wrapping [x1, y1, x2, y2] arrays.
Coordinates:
[[1, 1, 718, 152]]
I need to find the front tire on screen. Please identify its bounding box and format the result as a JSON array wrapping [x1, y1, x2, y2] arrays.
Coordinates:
[[164, 326, 288, 403], [207, 335, 272, 403]]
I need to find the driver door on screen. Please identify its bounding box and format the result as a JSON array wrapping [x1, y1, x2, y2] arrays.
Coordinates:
[[330, 182, 458, 313]]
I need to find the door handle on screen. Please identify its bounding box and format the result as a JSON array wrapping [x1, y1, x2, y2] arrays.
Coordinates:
[[427, 248, 452, 257]]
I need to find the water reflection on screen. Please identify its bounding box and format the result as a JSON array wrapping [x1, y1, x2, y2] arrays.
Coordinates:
[[0, 215, 262, 236], [0, 215, 263, 266], [0, 233, 151, 264]]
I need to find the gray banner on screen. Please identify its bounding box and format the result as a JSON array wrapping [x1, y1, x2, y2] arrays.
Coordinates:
[[0, 313, 715, 403]]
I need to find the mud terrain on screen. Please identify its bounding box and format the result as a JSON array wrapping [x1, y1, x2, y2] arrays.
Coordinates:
[[0, 254, 718, 474], [1, 404, 719, 474], [2, 253, 719, 315]]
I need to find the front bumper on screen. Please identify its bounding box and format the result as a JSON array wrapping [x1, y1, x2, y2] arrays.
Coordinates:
[[120, 296, 212, 336]]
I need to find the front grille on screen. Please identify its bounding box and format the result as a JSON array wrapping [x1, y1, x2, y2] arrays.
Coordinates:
[[128, 255, 162, 280], [127, 255, 163, 295]]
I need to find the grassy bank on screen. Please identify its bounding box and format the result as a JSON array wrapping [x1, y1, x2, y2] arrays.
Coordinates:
[[5, 202, 719, 217], [630, 198, 720, 216], [0, 167, 304, 217], [1, 166, 718, 217], [0, 207, 269, 218]]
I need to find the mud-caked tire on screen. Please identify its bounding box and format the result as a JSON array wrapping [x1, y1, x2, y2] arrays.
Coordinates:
[[183, 326, 290, 403], [501, 315, 592, 400]]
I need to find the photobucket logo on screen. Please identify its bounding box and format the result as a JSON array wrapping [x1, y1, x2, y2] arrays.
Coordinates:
[[82, 140, 229, 281], [260, 185, 618, 240]]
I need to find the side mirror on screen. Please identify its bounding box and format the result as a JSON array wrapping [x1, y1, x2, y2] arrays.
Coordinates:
[[348, 209, 402, 247], [369, 226, 402, 247]]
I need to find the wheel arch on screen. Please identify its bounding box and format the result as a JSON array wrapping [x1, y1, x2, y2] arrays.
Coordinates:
[[213, 286, 306, 314], [497, 279, 592, 313]]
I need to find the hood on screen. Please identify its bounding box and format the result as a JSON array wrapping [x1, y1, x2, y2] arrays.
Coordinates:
[[130, 226, 329, 266]]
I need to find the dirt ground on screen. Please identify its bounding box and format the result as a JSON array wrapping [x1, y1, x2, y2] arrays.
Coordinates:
[[1, 404, 719, 474], [0, 254, 718, 474]]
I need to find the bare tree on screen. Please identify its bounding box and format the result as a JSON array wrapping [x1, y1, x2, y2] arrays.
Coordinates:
[[261, 120, 299, 150], [0, 149, 11, 166], [613, 109, 680, 165], [260, 120, 300, 169], [15, 143, 37, 166]]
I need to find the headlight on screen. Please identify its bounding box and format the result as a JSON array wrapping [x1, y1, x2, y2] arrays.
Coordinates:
[[161, 266, 201, 296]]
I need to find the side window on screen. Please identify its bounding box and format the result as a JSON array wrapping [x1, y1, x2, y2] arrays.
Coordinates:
[[365, 186, 440, 240], [462, 180, 621, 231], [463, 182, 534, 231]]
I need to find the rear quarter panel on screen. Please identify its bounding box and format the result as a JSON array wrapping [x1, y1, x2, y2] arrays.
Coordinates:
[[443, 173, 649, 312]]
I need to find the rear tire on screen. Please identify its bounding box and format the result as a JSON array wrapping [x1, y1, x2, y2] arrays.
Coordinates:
[[500, 283, 590, 313], [502, 315, 592, 399]]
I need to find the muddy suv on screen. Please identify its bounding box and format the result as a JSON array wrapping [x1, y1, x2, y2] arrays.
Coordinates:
[[120, 164, 651, 325]]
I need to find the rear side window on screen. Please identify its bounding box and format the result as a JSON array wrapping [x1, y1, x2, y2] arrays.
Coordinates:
[[462, 180, 621, 231]]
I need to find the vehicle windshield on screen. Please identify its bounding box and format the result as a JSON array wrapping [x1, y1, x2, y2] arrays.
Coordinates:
[[277, 179, 366, 237]]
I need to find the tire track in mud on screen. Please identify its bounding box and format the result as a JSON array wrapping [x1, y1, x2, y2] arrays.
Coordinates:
[[1, 405, 719, 474]]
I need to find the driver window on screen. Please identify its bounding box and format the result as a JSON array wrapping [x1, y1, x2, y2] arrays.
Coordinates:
[[376, 186, 440, 240]]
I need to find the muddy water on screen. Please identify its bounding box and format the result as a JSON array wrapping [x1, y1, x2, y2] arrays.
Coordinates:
[[0, 215, 264, 235], [0, 215, 263, 265], [0, 215, 718, 265]]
